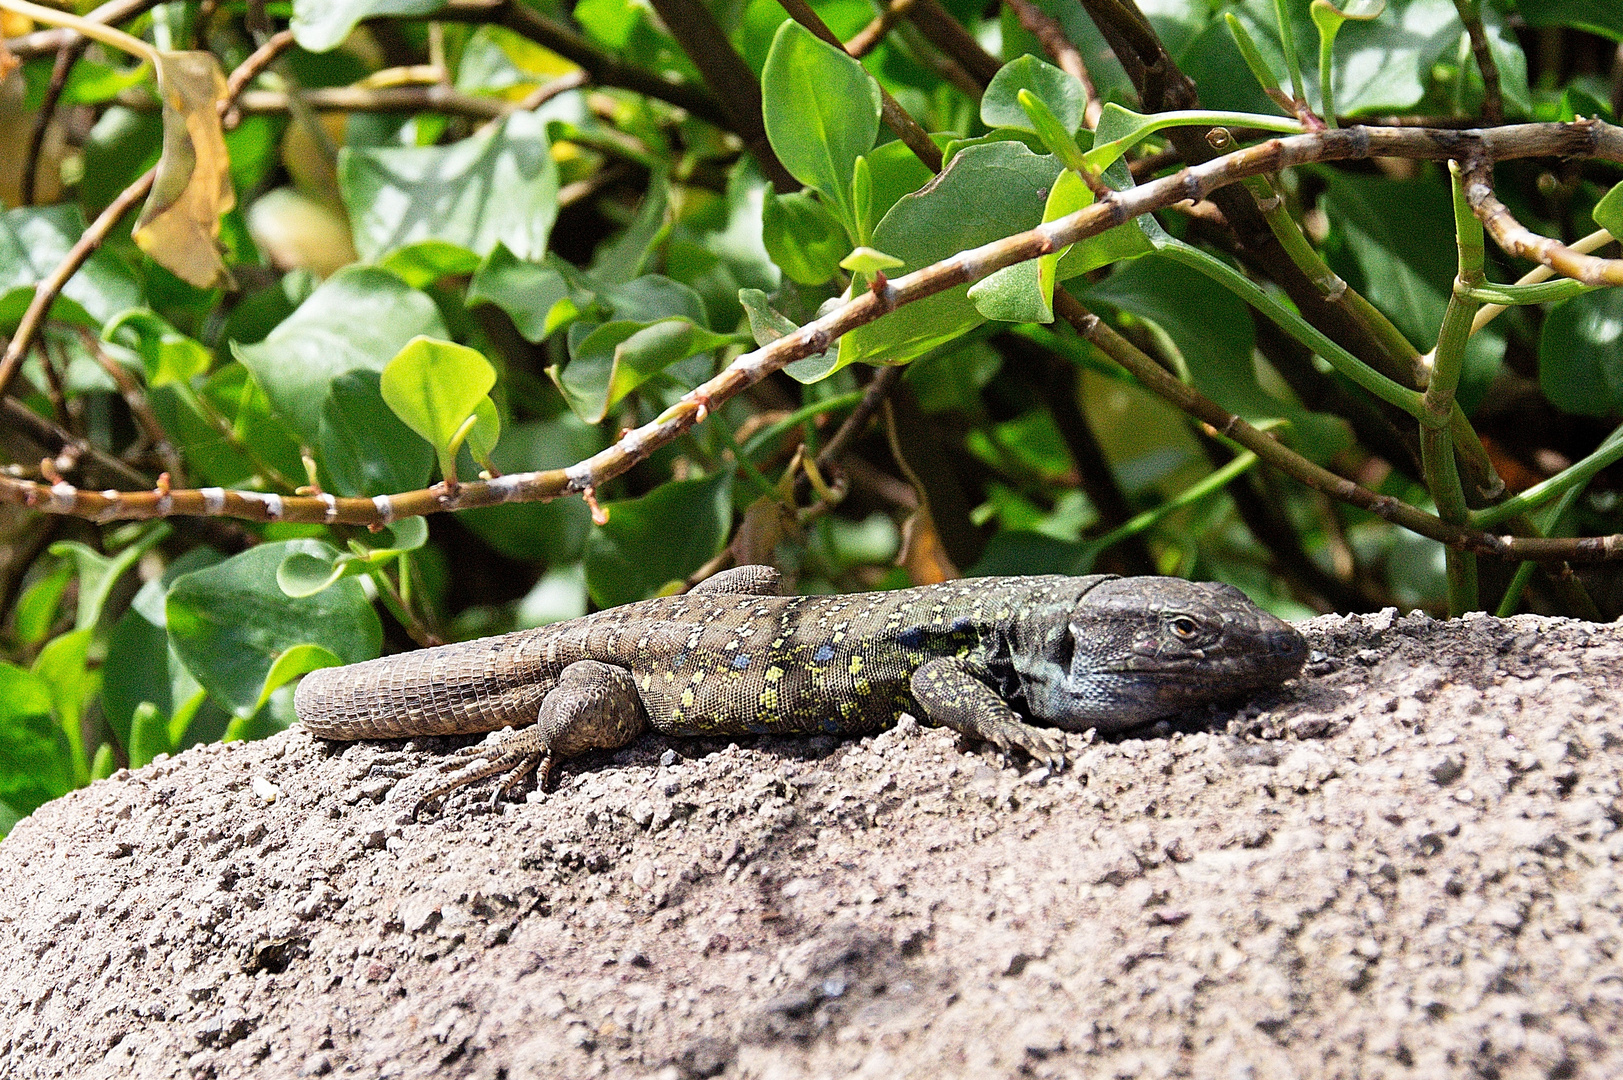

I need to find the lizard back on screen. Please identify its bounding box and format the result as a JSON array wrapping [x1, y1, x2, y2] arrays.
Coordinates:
[[294, 576, 1098, 741]]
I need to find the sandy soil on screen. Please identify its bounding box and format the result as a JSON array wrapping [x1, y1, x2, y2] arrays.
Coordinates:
[[1, 605, 1620, 1079]]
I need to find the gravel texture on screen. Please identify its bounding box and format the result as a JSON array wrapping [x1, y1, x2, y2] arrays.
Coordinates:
[[1, 607, 1621, 1079]]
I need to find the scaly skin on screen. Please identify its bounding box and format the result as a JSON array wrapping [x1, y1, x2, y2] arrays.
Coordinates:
[[295, 568, 1307, 812]]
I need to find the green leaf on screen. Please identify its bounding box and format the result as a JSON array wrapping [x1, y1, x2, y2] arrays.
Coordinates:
[[760, 20, 881, 234], [129, 701, 172, 769], [601, 275, 709, 324], [0, 205, 141, 331], [761, 190, 849, 285], [1539, 288, 1623, 416], [13, 559, 73, 647], [379, 336, 500, 482], [982, 55, 1087, 135], [48, 523, 171, 631], [340, 110, 559, 265], [465, 397, 503, 469], [255, 644, 343, 714], [835, 141, 1064, 372], [969, 258, 1051, 324], [584, 474, 734, 607], [0, 661, 74, 823], [378, 241, 482, 289], [101, 547, 228, 754], [167, 540, 382, 717], [350, 516, 429, 558], [738, 287, 800, 346], [33, 628, 99, 779], [1594, 181, 1623, 237], [276, 549, 353, 598], [293, 0, 448, 53], [232, 266, 447, 444], [554, 319, 739, 423], [318, 370, 435, 498], [851, 156, 875, 245], [470, 247, 594, 342], [840, 246, 904, 275], [1518, 0, 1623, 40], [102, 309, 212, 386]]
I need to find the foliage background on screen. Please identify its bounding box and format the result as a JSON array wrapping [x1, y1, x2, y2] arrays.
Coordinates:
[[0, 0, 1620, 831]]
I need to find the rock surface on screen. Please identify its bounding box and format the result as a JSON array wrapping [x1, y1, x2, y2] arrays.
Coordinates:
[[2, 607, 1621, 1079]]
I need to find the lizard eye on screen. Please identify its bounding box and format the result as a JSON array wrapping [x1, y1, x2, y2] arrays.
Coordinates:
[[1168, 615, 1200, 639]]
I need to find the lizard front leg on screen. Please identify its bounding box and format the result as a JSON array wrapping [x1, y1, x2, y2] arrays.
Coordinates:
[[406, 660, 647, 816], [910, 657, 1069, 769]]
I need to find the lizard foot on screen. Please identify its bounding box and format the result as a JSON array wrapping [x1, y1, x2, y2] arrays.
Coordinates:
[[400, 728, 556, 819], [975, 718, 1070, 772]]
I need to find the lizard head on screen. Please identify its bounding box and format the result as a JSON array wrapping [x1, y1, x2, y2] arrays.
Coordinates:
[[1015, 575, 1308, 732]]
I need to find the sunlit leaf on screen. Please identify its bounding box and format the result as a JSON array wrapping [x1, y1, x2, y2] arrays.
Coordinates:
[[760, 20, 880, 236], [379, 336, 500, 482]]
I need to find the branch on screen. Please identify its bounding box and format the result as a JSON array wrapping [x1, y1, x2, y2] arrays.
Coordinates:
[[22, 37, 88, 205], [1, 0, 156, 57], [640, 0, 795, 189], [845, 0, 920, 58], [123, 74, 586, 120], [8, 120, 1623, 565], [1462, 159, 1623, 285], [436, 0, 728, 131]]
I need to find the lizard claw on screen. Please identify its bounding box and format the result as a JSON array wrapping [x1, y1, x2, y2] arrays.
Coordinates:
[[991, 723, 1069, 773]]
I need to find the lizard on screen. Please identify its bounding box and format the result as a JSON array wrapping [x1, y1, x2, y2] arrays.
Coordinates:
[[294, 567, 1308, 813]]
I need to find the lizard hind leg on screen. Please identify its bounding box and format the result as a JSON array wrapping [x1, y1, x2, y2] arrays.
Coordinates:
[[405, 660, 649, 817]]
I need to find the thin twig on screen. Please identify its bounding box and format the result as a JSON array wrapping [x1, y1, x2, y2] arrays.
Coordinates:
[[816, 366, 904, 472], [78, 329, 185, 483], [436, 0, 729, 130], [846, 0, 919, 58], [1451, 0, 1503, 126], [1002, 0, 1100, 128], [22, 37, 88, 205], [2, 0, 157, 57], [641, 0, 797, 189], [904, 0, 1001, 85], [1, 397, 151, 488]]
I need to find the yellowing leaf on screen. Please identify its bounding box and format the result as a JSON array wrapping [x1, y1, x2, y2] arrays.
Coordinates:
[[133, 51, 234, 289]]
